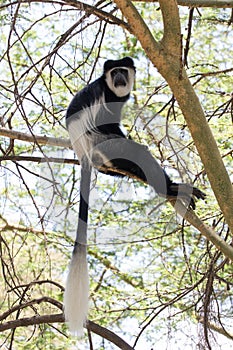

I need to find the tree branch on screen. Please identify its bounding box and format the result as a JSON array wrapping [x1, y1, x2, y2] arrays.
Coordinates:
[[1, 128, 233, 260], [0, 297, 62, 322], [0, 0, 130, 31], [114, 0, 233, 236], [0, 155, 80, 165], [0, 314, 134, 350], [2, 0, 233, 9], [60, 0, 130, 30], [90, 248, 143, 288], [159, 0, 181, 57], [134, 0, 233, 8], [113, 0, 162, 67], [86, 320, 134, 350], [0, 314, 64, 332], [0, 127, 71, 148], [171, 200, 233, 261]]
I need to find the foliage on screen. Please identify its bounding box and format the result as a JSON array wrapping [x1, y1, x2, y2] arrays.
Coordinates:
[[0, 1, 232, 349]]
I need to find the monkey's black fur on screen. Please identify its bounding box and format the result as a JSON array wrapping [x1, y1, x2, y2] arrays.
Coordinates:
[[64, 57, 206, 335], [66, 57, 205, 210]]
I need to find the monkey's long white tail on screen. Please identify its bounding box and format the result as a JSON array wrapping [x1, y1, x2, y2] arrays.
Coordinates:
[[64, 243, 89, 336]]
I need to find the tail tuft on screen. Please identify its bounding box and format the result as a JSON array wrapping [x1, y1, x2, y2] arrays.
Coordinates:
[[64, 243, 89, 336]]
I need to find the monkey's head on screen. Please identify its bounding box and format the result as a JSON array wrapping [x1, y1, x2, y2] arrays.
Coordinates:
[[104, 57, 136, 98]]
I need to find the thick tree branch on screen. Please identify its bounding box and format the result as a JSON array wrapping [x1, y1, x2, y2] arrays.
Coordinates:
[[159, 0, 181, 57], [1, 310, 232, 347], [0, 314, 134, 350], [0, 314, 64, 332], [86, 320, 134, 350]]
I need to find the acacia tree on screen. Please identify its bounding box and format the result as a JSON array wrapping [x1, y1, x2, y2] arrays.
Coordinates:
[[0, 1, 232, 349]]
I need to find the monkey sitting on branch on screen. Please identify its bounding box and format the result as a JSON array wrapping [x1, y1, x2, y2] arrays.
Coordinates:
[[64, 57, 206, 335]]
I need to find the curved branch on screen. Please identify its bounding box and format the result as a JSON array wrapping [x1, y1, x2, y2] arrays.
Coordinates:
[[0, 314, 134, 350], [86, 320, 134, 350], [0, 297, 62, 322]]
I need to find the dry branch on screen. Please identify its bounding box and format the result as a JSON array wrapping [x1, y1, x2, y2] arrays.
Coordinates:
[[0, 127, 71, 148], [0, 155, 80, 165], [134, 0, 233, 8]]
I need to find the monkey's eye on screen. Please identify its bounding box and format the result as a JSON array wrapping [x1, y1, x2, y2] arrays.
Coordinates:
[[111, 68, 128, 78], [110, 68, 128, 87]]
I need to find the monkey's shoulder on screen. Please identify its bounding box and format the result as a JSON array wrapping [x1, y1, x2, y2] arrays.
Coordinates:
[[66, 78, 105, 119], [75, 78, 105, 106]]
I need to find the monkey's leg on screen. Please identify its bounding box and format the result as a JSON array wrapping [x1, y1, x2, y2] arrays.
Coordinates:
[[93, 137, 205, 209], [64, 161, 91, 335]]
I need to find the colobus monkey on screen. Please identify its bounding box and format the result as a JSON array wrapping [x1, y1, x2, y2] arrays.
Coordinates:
[[64, 57, 206, 335]]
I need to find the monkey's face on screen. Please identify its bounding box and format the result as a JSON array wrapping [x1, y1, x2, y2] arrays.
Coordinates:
[[105, 66, 135, 97], [111, 68, 129, 87]]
